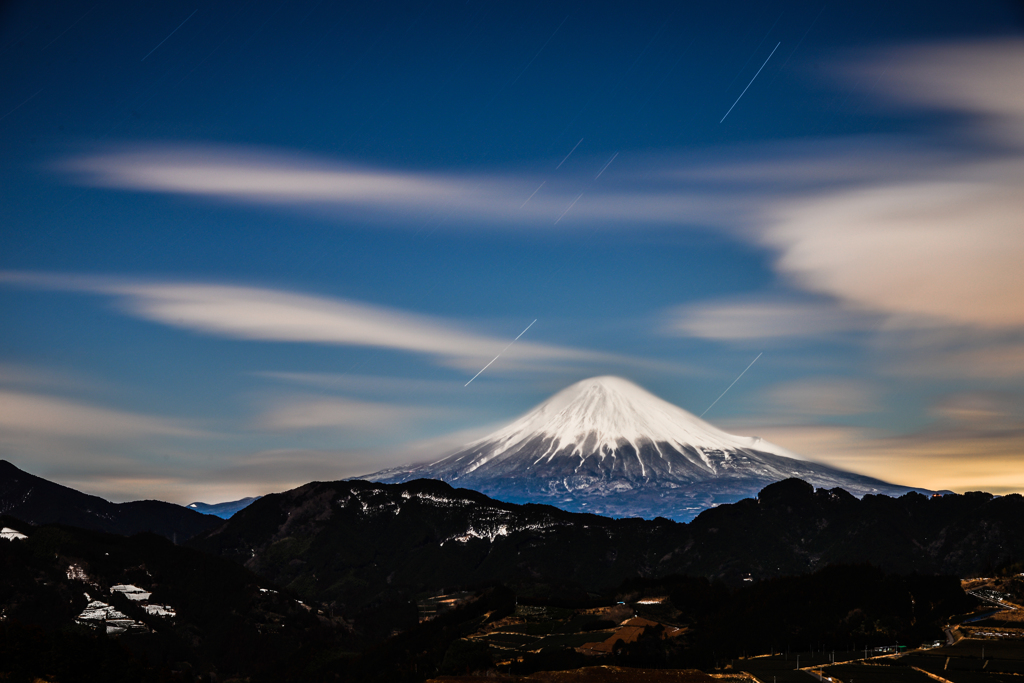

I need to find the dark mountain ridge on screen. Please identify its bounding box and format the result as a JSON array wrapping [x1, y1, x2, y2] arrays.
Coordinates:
[[190, 476, 1024, 611], [0, 459, 221, 541]]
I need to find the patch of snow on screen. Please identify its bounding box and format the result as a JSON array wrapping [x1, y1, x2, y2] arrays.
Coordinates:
[[144, 604, 176, 617], [403, 491, 475, 506], [1, 527, 27, 541], [77, 600, 127, 622], [447, 523, 510, 544], [111, 584, 151, 601], [459, 376, 799, 466], [67, 563, 89, 582]]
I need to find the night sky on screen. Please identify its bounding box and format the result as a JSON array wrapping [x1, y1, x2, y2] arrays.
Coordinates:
[[2, 0, 1023, 504]]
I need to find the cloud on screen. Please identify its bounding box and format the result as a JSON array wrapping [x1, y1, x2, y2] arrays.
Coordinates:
[[725, 387, 1024, 497], [0, 272, 616, 373], [59, 144, 746, 228], [48, 473, 215, 505], [667, 298, 878, 341], [848, 39, 1024, 146], [197, 449, 370, 489], [252, 371, 467, 396], [0, 388, 213, 503], [0, 385, 449, 503], [0, 363, 98, 392], [929, 391, 1024, 428], [36, 449, 356, 504], [876, 332, 1024, 379], [725, 420, 1024, 496], [64, 146, 482, 210], [763, 378, 880, 418], [756, 40, 1024, 330], [665, 38, 1024, 396], [762, 166, 1024, 329], [47, 427, 509, 504], [256, 396, 435, 431], [0, 389, 201, 440], [656, 137, 952, 190]]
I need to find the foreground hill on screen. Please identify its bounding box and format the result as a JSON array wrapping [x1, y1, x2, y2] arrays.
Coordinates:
[[0, 516, 354, 682], [189, 476, 1024, 610], [0, 460, 221, 541], [0, 514, 995, 682], [369, 376, 929, 520]]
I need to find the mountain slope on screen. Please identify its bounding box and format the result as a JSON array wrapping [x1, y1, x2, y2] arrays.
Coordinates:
[[190, 476, 1024, 611], [369, 376, 924, 520], [187, 496, 262, 519], [0, 460, 221, 541]]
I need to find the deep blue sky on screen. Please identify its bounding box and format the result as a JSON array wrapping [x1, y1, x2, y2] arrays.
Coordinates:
[[2, 0, 1023, 503]]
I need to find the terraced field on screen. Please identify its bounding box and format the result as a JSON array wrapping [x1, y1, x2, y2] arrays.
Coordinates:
[[460, 603, 678, 664]]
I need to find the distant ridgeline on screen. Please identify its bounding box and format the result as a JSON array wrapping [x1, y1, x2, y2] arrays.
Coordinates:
[[0, 460, 220, 541], [189, 476, 1024, 611], [187, 496, 262, 519]]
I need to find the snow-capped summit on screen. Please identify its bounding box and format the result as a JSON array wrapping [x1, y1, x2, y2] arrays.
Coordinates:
[[454, 375, 799, 475], [369, 376, 928, 521]]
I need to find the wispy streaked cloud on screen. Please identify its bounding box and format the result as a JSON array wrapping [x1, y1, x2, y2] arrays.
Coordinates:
[[32, 448, 355, 505], [252, 371, 467, 396], [725, 380, 1024, 497], [653, 137, 955, 191], [0, 389, 202, 439], [762, 378, 881, 418], [0, 388, 214, 504], [59, 144, 747, 228], [63, 146, 484, 210], [876, 332, 1024, 379], [665, 38, 1024, 405], [256, 396, 436, 431], [762, 165, 1024, 329], [53, 42, 1024, 337], [64, 426, 510, 503], [0, 271, 619, 374], [757, 40, 1024, 331], [0, 363, 98, 393], [725, 419, 1024, 495], [666, 298, 878, 341], [358, 420, 513, 471], [931, 391, 1024, 426], [846, 39, 1024, 146]]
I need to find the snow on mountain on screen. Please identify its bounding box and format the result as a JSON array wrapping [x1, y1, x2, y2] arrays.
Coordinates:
[[369, 376, 929, 521], [446, 375, 799, 474], [75, 599, 151, 635], [74, 583, 176, 635], [111, 584, 152, 601]]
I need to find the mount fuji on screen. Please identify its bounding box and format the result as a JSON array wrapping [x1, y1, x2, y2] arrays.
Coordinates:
[[368, 376, 930, 521]]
